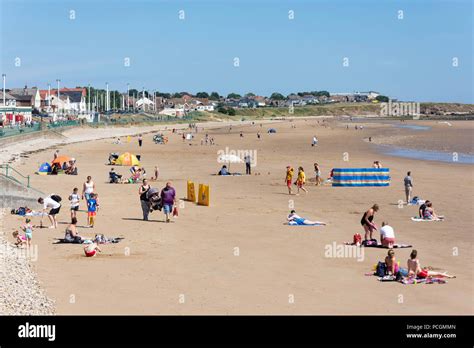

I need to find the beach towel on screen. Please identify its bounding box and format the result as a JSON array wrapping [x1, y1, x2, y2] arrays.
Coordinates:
[[53, 237, 124, 244], [411, 216, 444, 222], [401, 277, 447, 285], [346, 241, 412, 248], [332, 168, 390, 187], [25, 211, 48, 217]]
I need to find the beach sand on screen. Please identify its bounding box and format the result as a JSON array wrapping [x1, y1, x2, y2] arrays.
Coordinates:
[[2, 119, 473, 315]]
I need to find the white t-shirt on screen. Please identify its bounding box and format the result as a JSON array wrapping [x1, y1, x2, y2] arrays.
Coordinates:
[[69, 193, 80, 207], [43, 197, 60, 210], [380, 225, 395, 239]]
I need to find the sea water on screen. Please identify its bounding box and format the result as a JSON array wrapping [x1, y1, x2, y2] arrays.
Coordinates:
[[376, 145, 474, 164]]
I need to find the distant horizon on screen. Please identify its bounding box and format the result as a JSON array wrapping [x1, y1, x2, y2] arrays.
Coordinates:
[[1, 0, 472, 104]]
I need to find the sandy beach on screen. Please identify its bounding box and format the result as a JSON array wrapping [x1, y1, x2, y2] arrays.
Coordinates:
[[1, 118, 473, 315]]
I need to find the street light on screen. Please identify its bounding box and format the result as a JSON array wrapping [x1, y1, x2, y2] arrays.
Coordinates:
[[127, 83, 130, 112], [2, 74, 6, 106], [56, 79, 60, 114], [106, 82, 109, 112]]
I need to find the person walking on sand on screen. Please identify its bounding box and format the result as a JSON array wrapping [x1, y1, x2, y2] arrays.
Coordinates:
[[360, 204, 379, 241], [244, 153, 251, 175], [311, 136, 318, 147], [82, 176, 95, 201], [314, 163, 322, 186], [160, 182, 176, 223], [404, 171, 413, 204], [68, 187, 80, 219], [139, 179, 151, 221], [285, 166, 294, 195], [38, 195, 61, 229], [296, 167, 308, 194], [138, 134, 143, 147]]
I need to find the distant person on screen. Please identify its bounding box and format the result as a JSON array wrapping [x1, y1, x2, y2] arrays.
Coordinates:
[[240, 131, 243, 138], [418, 200, 430, 218], [244, 154, 251, 175], [38, 195, 61, 229], [86, 193, 98, 228], [218, 165, 230, 176], [109, 168, 122, 183], [82, 176, 95, 201], [407, 250, 455, 278], [314, 163, 322, 186], [151, 166, 159, 181], [372, 161, 382, 168], [380, 221, 395, 248], [68, 187, 80, 219], [53, 149, 59, 161], [138, 134, 143, 147], [404, 171, 413, 204], [360, 204, 379, 241], [296, 167, 308, 194], [423, 202, 441, 220], [84, 242, 101, 257], [385, 249, 399, 275], [20, 218, 33, 247], [311, 136, 318, 147], [64, 217, 83, 243], [287, 210, 326, 226], [257, 132, 261, 139], [160, 182, 176, 223], [285, 166, 294, 195], [139, 179, 151, 221]]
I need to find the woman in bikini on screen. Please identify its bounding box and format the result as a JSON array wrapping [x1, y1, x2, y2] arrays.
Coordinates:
[[385, 249, 399, 275], [360, 204, 379, 241]]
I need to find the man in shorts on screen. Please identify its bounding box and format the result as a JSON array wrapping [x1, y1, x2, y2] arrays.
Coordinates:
[[38, 195, 61, 229]]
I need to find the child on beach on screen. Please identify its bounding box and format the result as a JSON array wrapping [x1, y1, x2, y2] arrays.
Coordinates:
[[69, 187, 80, 219], [20, 218, 33, 246], [150, 166, 159, 181], [84, 242, 101, 257], [314, 163, 322, 186], [285, 166, 294, 195], [296, 167, 308, 194], [12, 230, 27, 247], [86, 193, 98, 228]]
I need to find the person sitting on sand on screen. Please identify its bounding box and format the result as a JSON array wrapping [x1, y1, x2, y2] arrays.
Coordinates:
[[407, 250, 455, 278], [65, 159, 77, 175], [287, 210, 326, 226], [109, 168, 122, 183], [84, 242, 101, 257], [380, 221, 396, 248], [64, 217, 83, 243], [12, 230, 27, 247], [372, 161, 382, 168], [422, 202, 441, 220], [385, 249, 399, 275], [218, 165, 230, 176], [361, 204, 379, 240], [419, 200, 430, 218]]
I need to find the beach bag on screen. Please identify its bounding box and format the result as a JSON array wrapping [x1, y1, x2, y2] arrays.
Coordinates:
[[376, 262, 387, 277], [353, 233, 362, 245], [50, 194, 62, 203], [173, 207, 178, 217]]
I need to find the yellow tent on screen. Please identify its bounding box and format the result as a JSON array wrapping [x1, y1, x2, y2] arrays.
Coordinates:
[[115, 152, 140, 166]]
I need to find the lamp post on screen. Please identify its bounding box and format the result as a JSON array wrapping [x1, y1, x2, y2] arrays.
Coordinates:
[[2, 74, 5, 106], [56, 79, 60, 115], [127, 83, 130, 112], [106, 82, 109, 112], [88, 84, 91, 113]]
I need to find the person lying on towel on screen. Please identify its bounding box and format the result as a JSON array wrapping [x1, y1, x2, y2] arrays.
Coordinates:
[[286, 210, 326, 226]]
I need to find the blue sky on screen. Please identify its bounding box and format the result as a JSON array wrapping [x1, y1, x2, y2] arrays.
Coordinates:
[[0, 0, 472, 102]]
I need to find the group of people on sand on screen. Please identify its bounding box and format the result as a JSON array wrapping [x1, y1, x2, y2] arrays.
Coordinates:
[[381, 249, 455, 281], [285, 166, 308, 195], [138, 179, 177, 223], [109, 165, 158, 184]]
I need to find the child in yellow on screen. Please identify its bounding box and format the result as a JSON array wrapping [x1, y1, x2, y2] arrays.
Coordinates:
[[285, 166, 294, 195], [296, 166, 308, 194]]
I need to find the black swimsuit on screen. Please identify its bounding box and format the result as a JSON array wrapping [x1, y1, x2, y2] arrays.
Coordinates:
[[360, 212, 374, 226]]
